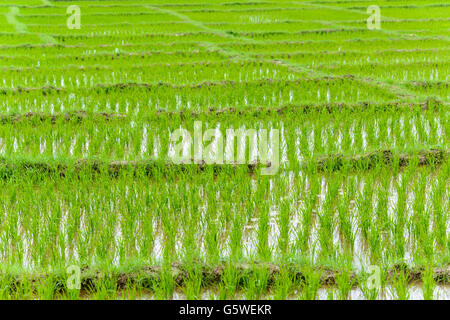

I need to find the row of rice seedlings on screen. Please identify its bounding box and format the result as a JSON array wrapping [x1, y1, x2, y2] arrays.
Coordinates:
[[17, 12, 183, 26], [29, 1, 280, 13], [33, 3, 305, 17], [0, 266, 449, 300], [2, 34, 443, 61], [51, 32, 236, 46], [209, 16, 449, 25], [0, 108, 445, 163], [406, 83, 449, 103], [237, 29, 391, 42], [27, 22, 208, 37], [0, 41, 207, 57], [2, 37, 446, 56], [318, 60, 450, 82], [29, 21, 391, 39], [271, 49, 449, 68], [0, 0, 43, 5], [207, 21, 336, 33], [342, 20, 450, 37], [18, 5, 172, 16], [0, 162, 446, 293], [225, 38, 450, 55], [378, 6, 450, 20], [301, 0, 450, 24], [180, 7, 365, 24], [0, 60, 305, 88], [321, 0, 447, 8], [0, 49, 228, 69], [0, 79, 399, 114], [153, 2, 299, 12], [169, 4, 316, 14], [31, 24, 403, 48]]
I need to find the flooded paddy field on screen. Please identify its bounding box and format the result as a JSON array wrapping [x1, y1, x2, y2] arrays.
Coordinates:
[[0, 0, 448, 300]]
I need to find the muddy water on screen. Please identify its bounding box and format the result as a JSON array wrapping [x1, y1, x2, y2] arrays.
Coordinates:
[[317, 283, 450, 300], [125, 283, 450, 300]]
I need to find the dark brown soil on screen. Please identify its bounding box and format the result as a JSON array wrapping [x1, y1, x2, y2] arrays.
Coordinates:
[[0, 111, 125, 124], [315, 148, 446, 172], [9, 262, 450, 294], [0, 148, 445, 178]]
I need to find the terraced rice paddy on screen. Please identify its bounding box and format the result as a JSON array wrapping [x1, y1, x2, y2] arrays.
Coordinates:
[[0, 0, 448, 300]]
